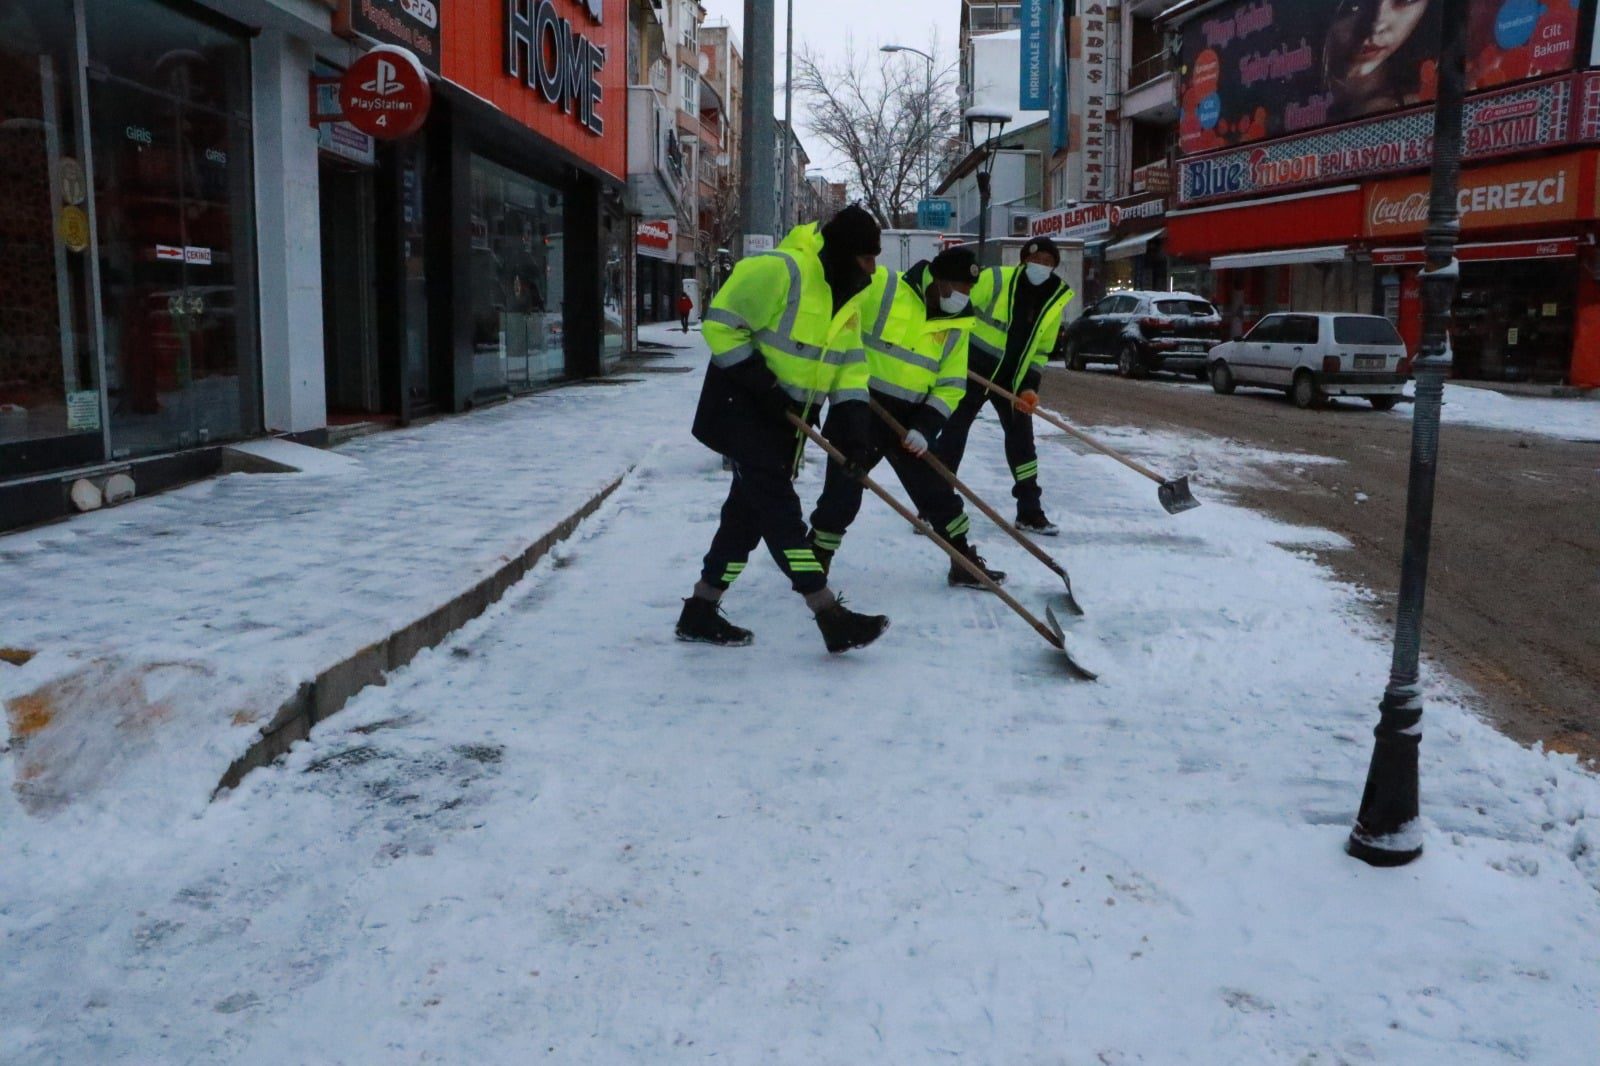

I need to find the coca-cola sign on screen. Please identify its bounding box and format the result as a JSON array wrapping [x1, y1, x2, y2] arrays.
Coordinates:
[[1365, 153, 1581, 238]]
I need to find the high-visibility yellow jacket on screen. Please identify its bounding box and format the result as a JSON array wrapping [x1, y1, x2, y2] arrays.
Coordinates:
[[969, 265, 1075, 392], [701, 223, 870, 416], [858, 263, 972, 430]]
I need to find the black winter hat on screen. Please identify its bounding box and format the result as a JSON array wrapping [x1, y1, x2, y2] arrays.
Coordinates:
[[1020, 235, 1061, 265], [929, 247, 980, 283], [820, 204, 882, 257]]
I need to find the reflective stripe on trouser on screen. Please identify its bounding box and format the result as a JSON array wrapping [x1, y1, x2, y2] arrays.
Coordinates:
[[809, 404, 966, 557], [700, 457, 829, 595], [931, 369, 1042, 511]]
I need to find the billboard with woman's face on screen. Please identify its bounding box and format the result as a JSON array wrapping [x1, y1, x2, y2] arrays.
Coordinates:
[[1178, 0, 1581, 156]]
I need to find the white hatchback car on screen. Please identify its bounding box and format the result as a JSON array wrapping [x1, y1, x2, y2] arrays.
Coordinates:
[[1207, 312, 1409, 410]]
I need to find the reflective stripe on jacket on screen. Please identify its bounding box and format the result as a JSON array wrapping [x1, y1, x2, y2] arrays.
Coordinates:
[[859, 267, 972, 420], [701, 223, 870, 414], [969, 265, 1075, 391]]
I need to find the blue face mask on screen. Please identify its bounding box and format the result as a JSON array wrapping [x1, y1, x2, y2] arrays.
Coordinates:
[[1024, 263, 1055, 286], [939, 291, 970, 314]]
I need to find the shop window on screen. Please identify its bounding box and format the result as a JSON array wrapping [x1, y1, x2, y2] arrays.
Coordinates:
[[0, 1, 100, 470], [469, 155, 565, 394], [602, 206, 627, 367]]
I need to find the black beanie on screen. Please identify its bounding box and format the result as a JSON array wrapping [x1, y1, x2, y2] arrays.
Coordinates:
[[1020, 236, 1061, 265], [820, 205, 882, 257], [930, 247, 980, 283]]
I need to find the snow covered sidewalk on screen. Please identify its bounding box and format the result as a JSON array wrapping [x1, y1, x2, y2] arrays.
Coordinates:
[[0, 328, 703, 820], [4, 329, 1598, 1063]]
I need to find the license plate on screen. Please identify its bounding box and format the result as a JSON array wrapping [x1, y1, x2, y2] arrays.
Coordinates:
[[1355, 355, 1384, 369], [1180, 343, 1206, 353]]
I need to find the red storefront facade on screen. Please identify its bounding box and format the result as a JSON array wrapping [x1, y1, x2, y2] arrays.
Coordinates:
[[1163, 0, 1600, 388]]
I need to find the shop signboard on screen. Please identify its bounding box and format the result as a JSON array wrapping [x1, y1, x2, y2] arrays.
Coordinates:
[[1178, 74, 1571, 204], [1019, 0, 1052, 111], [1070, 5, 1111, 201], [336, 0, 441, 73], [917, 198, 954, 229], [440, 1, 626, 181], [340, 46, 432, 140], [637, 219, 677, 261], [1372, 237, 1577, 265], [1176, 0, 1580, 157], [1028, 195, 1163, 241], [1364, 153, 1583, 239]]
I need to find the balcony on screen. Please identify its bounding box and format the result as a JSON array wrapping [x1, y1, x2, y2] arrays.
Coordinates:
[[627, 86, 684, 218], [1122, 52, 1177, 125]]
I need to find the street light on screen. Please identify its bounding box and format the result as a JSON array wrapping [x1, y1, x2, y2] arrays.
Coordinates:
[[881, 44, 935, 208], [1347, 0, 1469, 867], [681, 132, 701, 302], [964, 106, 1011, 261]]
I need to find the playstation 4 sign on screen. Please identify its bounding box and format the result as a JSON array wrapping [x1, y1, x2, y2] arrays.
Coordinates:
[[507, 0, 608, 136]]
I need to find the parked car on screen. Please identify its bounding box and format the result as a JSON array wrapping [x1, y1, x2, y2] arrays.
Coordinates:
[[1061, 290, 1224, 379], [1207, 312, 1409, 410]]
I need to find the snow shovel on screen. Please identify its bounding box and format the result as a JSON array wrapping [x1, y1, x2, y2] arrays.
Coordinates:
[[969, 371, 1201, 515], [868, 397, 1085, 617], [788, 413, 1096, 681]]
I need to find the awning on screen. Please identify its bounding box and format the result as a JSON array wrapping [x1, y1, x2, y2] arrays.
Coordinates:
[[1105, 228, 1165, 262], [1371, 238, 1579, 267], [1210, 245, 1348, 270]]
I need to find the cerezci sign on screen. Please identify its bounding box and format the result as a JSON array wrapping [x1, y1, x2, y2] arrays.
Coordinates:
[[506, 0, 608, 136], [340, 46, 432, 140]]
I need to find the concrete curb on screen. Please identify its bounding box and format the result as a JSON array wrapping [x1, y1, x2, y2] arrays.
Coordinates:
[[214, 469, 632, 796]]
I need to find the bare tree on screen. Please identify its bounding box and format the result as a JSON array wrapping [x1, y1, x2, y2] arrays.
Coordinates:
[[794, 37, 960, 228]]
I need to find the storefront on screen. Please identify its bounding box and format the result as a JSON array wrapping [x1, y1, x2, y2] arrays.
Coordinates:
[[2, 0, 262, 483], [635, 218, 684, 324]]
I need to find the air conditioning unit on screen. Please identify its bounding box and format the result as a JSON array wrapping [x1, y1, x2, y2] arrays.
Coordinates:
[[1010, 214, 1030, 237]]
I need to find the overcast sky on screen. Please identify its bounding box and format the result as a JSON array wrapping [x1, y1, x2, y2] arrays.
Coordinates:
[[699, 0, 964, 176]]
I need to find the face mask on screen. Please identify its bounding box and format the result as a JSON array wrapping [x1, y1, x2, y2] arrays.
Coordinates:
[[938, 290, 970, 314], [1025, 263, 1055, 286]]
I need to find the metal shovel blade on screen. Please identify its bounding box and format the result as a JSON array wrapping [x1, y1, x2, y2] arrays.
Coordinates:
[[1157, 474, 1201, 515], [1058, 579, 1086, 618], [1045, 605, 1098, 682]]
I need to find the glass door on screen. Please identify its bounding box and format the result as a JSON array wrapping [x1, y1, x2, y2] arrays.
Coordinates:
[[84, 0, 257, 460]]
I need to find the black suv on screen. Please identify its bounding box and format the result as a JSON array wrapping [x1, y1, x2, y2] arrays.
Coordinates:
[[1061, 291, 1224, 379]]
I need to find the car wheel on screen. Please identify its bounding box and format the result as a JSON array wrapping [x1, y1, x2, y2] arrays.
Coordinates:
[[1118, 344, 1148, 380], [1291, 370, 1324, 410], [1368, 394, 1401, 411], [1065, 341, 1087, 371], [1209, 361, 1236, 395]]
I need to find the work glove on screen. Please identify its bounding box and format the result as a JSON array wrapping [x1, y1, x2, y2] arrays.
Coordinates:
[[901, 429, 929, 457], [1013, 389, 1040, 415], [826, 404, 874, 478]]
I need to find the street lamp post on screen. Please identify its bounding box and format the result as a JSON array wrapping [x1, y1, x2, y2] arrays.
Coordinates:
[[964, 107, 1011, 261], [1347, 0, 1468, 868], [881, 44, 935, 210]]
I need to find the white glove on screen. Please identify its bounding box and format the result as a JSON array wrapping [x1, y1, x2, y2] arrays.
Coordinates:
[[902, 429, 929, 457]]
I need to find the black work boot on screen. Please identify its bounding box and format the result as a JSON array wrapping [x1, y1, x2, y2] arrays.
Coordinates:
[[676, 597, 753, 647], [1015, 510, 1060, 537], [814, 597, 890, 654], [948, 541, 1007, 589]]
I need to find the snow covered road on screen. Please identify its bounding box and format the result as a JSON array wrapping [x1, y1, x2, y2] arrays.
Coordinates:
[[4, 335, 1599, 1062]]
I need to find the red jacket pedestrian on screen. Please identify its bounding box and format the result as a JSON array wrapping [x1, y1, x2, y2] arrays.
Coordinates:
[[677, 292, 694, 332]]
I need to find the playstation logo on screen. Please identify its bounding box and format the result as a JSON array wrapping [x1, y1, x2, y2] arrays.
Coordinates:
[[361, 59, 405, 97]]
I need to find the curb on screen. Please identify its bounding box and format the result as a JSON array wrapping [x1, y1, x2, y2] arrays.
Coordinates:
[[213, 469, 632, 797]]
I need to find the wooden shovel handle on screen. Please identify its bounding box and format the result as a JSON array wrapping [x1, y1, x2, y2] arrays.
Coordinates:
[[968, 370, 1169, 486]]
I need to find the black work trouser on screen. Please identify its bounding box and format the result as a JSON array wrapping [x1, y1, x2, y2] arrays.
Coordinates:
[[700, 440, 828, 597], [809, 397, 971, 553], [931, 353, 1042, 514]]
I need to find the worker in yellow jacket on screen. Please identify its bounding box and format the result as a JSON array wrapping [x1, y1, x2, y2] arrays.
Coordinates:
[[679, 205, 890, 654], [932, 236, 1075, 535], [806, 247, 1007, 588]]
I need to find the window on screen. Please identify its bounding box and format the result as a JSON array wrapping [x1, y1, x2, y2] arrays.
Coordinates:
[[680, 65, 698, 113], [1281, 315, 1320, 345], [1156, 299, 1217, 317], [1112, 295, 1140, 314], [1334, 316, 1403, 345], [1247, 315, 1284, 343], [1090, 297, 1119, 316], [468, 155, 566, 394]]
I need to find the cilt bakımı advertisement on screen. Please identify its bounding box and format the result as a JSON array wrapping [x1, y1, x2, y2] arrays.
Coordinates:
[[1177, 0, 1579, 157]]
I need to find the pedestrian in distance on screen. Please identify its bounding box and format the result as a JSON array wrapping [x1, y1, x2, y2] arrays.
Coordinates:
[[677, 290, 695, 333], [676, 205, 891, 654], [931, 236, 1075, 536], [806, 246, 1007, 589]]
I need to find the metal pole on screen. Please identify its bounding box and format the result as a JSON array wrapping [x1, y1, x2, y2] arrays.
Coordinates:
[[780, 0, 794, 229], [924, 55, 933, 204], [976, 165, 991, 259], [1347, 0, 1468, 868], [740, 0, 777, 251]]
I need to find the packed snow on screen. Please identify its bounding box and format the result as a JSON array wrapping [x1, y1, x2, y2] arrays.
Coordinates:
[[3, 326, 1597, 1063], [1403, 383, 1600, 442]]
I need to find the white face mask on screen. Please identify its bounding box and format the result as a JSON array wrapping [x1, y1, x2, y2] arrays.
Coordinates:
[[1024, 262, 1056, 286], [938, 290, 970, 314]]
